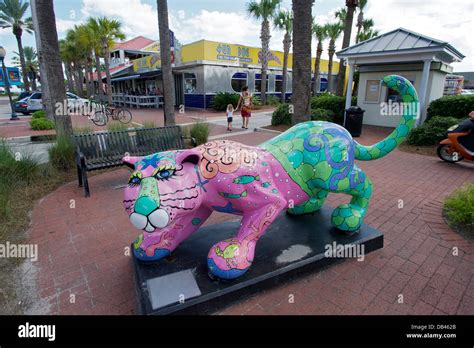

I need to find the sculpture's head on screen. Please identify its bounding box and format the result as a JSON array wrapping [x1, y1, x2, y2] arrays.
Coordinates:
[[122, 150, 203, 233]]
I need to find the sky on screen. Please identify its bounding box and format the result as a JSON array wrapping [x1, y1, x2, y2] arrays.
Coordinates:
[[0, 0, 473, 71]]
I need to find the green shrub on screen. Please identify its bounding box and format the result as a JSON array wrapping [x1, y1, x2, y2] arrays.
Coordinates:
[[252, 95, 262, 107], [211, 92, 240, 111], [271, 103, 293, 126], [48, 136, 75, 171], [444, 183, 474, 230], [427, 94, 474, 120], [73, 126, 94, 135], [310, 95, 357, 125], [107, 122, 129, 132], [190, 121, 209, 145], [406, 116, 461, 146], [266, 95, 281, 106], [30, 118, 55, 130], [0, 139, 39, 185], [32, 110, 46, 119], [141, 121, 156, 129], [311, 108, 336, 122]]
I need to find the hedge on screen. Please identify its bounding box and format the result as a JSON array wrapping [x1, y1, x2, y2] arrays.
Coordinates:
[[406, 116, 461, 146], [30, 118, 55, 130], [310, 95, 357, 125], [271, 103, 292, 126], [211, 92, 240, 111], [427, 94, 474, 120], [311, 108, 335, 122]]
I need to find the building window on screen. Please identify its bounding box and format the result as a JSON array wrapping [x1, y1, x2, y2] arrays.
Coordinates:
[[184, 73, 197, 94], [255, 73, 270, 93], [275, 75, 283, 93], [231, 72, 248, 92], [319, 77, 328, 92], [365, 80, 381, 103]]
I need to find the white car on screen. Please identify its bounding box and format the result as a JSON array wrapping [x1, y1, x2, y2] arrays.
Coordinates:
[[27, 92, 89, 112]]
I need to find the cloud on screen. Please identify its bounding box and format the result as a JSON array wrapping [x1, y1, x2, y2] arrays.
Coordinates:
[[365, 0, 474, 71]]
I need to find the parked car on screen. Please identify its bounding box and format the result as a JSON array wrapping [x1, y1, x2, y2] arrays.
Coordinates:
[[27, 92, 89, 112], [14, 97, 31, 115], [17, 91, 32, 101]]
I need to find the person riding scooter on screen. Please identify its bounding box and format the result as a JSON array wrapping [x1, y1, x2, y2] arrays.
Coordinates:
[[437, 111, 474, 163]]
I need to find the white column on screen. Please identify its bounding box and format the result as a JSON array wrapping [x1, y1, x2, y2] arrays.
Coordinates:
[[344, 60, 354, 126], [345, 60, 354, 109], [416, 58, 432, 127]]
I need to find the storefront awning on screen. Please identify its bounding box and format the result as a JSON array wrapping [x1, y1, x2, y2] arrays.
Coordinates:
[[111, 75, 141, 82]]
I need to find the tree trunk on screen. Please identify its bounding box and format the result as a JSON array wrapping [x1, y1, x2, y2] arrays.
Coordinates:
[[356, 11, 363, 43], [103, 43, 113, 106], [335, 1, 357, 96], [327, 43, 335, 93], [312, 41, 322, 96], [94, 50, 104, 102], [281, 32, 291, 103], [31, 0, 72, 137], [260, 19, 270, 104], [84, 57, 91, 98], [64, 62, 74, 93], [291, 0, 314, 123], [73, 62, 82, 95], [157, 0, 175, 125], [14, 32, 30, 92]]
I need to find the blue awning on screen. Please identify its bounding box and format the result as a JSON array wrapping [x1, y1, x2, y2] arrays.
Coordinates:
[[111, 75, 140, 82]]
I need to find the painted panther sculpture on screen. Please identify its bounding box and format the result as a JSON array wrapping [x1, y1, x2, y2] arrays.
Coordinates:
[[123, 75, 418, 280]]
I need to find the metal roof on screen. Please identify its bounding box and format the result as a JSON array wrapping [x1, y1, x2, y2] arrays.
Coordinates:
[[337, 28, 464, 60]]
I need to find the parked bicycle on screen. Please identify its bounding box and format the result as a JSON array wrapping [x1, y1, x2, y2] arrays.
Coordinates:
[[83, 100, 132, 126]]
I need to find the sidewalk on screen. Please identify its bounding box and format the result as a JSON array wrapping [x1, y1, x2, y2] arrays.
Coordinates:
[[24, 126, 474, 315]]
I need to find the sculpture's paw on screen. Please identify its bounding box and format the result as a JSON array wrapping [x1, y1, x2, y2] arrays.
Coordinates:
[[207, 239, 252, 280], [132, 234, 171, 261], [331, 204, 363, 234]]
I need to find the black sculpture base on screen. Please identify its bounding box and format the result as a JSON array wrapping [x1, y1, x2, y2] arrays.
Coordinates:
[[133, 205, 383, 315]]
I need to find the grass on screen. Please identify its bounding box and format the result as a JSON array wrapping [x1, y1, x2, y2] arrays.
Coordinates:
[[73, 126, 94, 135], [444, 183, 474, 240], [0, 138, 76, 314], [140, 121, 156, 129], [107, 121, 129, 132], [190, 121, 210, 145], [48, 136, 75, 171]]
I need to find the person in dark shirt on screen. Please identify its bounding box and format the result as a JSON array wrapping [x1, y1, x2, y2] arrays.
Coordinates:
[[454, 111, 474, 133]]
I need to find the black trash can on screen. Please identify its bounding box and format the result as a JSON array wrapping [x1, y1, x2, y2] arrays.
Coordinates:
[[344, 106, 365, 137]]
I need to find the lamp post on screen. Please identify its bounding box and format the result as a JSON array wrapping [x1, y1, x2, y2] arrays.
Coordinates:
[[0, 46, 19, 121]]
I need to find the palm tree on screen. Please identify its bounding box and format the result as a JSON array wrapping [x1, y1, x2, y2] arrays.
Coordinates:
[[88, 17, 125, 105], [75, 23, 95, 98], [157, 0, 175, 125], [59, 39, 76, 93], [273, 9, 292, 103], [335, 0, 358, 96], [291, 0, 314, 124], [64, 27, 87, 96], [86, 18, 105, 101], [355, 0, 368, 43], [325, 22, 343, 93], [12, 45, 38, 90], [356, 18, 378, 42], [30, 0, 72, 137], [0, 0, 34, 91], [247, 0, 280, 104], [312, 23, 327, 96]]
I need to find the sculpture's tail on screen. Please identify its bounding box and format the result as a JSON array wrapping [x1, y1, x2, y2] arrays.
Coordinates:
[[354, 75, 418, 161]]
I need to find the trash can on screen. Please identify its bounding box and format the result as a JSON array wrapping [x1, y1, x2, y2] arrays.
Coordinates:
[[344, 106, 365, 137]]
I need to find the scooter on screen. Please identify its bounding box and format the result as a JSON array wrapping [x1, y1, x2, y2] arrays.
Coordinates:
[[437, 120, 474, 163]]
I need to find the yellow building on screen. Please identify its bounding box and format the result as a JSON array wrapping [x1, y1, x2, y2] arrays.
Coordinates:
[[174, 39, 341, 108], [111, 37, 342, 109]]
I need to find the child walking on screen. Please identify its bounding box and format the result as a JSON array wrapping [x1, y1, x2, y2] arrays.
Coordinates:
[[226, 104, 234, 132]]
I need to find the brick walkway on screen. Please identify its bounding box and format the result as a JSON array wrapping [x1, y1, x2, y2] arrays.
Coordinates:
[[0, 106, 275, 138], [27, 127, 474, 315]]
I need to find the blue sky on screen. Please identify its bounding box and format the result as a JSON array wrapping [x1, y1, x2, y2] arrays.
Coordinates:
[[0, 0, 472, 71]]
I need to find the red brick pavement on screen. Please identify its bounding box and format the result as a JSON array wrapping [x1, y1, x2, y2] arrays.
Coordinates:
[[27, 127, 474, 315]]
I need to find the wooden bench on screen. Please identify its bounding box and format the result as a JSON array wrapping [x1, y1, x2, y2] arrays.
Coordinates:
[[74, 126, 186, 197]]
